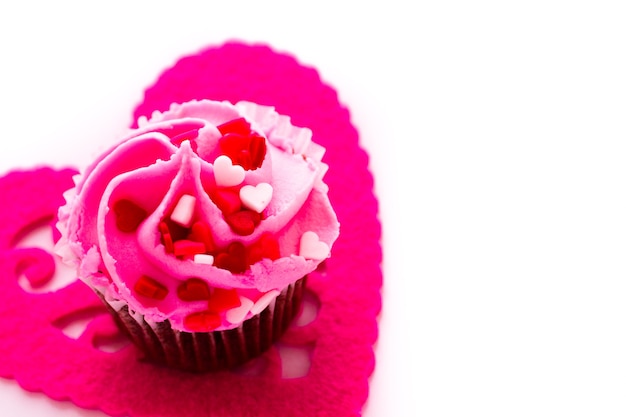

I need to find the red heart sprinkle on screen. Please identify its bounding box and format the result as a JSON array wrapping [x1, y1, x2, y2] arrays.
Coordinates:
[[235, 149, 252, 170], [216, 117, 251, 136], [162, 232, 174, 254], [209, 288, 242, 312], [177, 278, 211, 301], [214, 242, 248, 274], [113, 199, 148, 233], [248, 134, 267, 169], [218, 132, 266, 170], [134, 275, 169, 300], [183, 311, 221, 332], [158, 222, 175, 253], [211, 188, 242, 215], [218, 133, 249, 167], [187, 221, 216, 253], [161, 217, 189, 241], [248, 232, 281, 265], [173, 240, 206, 257], [158, 221, 169, 235], [225, 210, 261, 236], [170, 129, 200, 146]]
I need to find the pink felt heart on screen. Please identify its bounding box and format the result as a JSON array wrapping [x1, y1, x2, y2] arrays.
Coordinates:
[[213, 155, 245, 187], [299, 231, 330, 260], [239, 182, 273, 213], [0, 42, 382, 417]]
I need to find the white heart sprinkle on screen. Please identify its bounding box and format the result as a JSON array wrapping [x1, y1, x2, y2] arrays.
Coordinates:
[[170, 194, 196, 227], [193, 254, 214, 265], [214, 155, 245, 187], [299, 231, 330, 261], [239, 182, 273, 213], [250, 290, 280, 315], [225, 296, 254, 324]]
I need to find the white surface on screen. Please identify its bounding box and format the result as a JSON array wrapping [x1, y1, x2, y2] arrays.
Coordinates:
[[1, 1, 626, 416]]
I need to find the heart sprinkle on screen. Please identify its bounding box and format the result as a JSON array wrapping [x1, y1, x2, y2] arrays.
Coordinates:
[[218, 127, 267, 170], [217, 117, 251, 136], [248, 232, 280, 264], [193, 254, 214, 265], [169, 129, 200, 146], [113, 199, 148, 233], [209, 288, 241, 312], [213, 155, 245, 187], [239, 182, 273, 213], [187, 221, 216, 253], [210, 187, 242, 214], [225, 296, 254, 324], [214, 242, 248, 274], [158, 221, 175, 253], [225, 210, 261, 236], [250, 290, 281, 315], [134, 275, 169, 300], [177, 278, 211, 301], [183, 311, 221, 332], [299, 231, 330, 261], [173, 240, 206, 258], [170, 194, 196, 227]]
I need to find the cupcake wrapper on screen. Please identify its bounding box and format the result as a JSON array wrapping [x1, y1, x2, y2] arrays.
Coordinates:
[[102, 277, 306, 372]]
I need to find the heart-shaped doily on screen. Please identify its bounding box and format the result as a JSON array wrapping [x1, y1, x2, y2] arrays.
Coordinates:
[[0, 42, 382, 417]]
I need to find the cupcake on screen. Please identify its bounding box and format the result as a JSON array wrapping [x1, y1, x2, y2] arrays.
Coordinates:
[[55, 99, 339, 372]]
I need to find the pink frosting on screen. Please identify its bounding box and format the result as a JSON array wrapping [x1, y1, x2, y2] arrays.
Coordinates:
[[56, 99, 339, 331]]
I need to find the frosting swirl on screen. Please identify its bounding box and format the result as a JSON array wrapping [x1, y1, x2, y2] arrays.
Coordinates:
[[57, 100, 339, 331]]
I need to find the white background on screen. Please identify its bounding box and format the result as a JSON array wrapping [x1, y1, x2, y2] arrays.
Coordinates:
[[1, 1, 626, 416]]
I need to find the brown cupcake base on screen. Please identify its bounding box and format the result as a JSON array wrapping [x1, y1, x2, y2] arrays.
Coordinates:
[[102, 277, 306, 372]]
